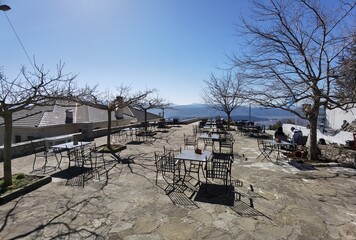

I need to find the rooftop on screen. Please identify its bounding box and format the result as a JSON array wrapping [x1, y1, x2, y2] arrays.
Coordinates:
[[0, 104, 160, 128], [0, 123, 355, 239]]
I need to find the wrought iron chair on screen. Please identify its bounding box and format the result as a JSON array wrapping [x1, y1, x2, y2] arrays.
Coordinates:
[[183, 134, 197, 149], [257, 139, 273, 162], [67, 143, 94, 187], [31, 140, 59, 173], [90, 143, 106, 181], [219, 133, 234, 158], [154, 151, 181, 193], [205, 152, 233, 192], [163, 146, 181, 157]]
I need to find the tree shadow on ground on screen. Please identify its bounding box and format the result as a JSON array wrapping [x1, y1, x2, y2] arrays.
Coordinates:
[[0, 196, 24, 234], [126, 140, 145, 145], [1, 195, 107, 239], [288, 159, 317, 171]]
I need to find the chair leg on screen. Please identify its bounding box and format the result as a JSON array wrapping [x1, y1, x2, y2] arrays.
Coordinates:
[[155, 171, 158, 185], [93, 154, 99, 181], [32, 156, 37, 172], [42, 154, 48, 173], [55, 152, 62, 170], [81, 160, 85, 188]]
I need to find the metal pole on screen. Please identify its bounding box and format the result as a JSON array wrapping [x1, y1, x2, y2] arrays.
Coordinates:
[[248, 104, 251, 122]]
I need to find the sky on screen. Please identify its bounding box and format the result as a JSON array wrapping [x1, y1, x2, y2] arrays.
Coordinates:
[[0, 0, 250, 105]]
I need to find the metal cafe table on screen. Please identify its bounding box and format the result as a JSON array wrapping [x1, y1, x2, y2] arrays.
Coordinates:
[[262, 139, 295, 161], [198, 133, 220, 150], [51, 141, 91, 169], [174, 149, 212, 184], [44, 134, 74, 150]]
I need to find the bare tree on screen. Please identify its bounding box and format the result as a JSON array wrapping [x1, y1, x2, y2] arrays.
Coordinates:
[[201, 71, 245, 129], [0, 63, 79, 187], [335, 35, 356, 103], [132, 90, 169, 132], [232, 0, 355, 160], [76, 85, 156, 148]]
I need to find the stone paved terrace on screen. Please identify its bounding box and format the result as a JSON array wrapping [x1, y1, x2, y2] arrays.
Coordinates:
[[0, 123, 355, 239]]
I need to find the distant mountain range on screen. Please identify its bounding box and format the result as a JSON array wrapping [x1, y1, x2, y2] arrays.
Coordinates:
[[149, 104, 295, 123]]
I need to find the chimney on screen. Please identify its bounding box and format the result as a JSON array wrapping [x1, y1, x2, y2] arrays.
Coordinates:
[[65, 109, 73, 124], [115, 96, 124, 119]]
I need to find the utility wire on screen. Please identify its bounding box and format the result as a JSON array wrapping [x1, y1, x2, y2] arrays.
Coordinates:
[[3, 11, 36, 72]]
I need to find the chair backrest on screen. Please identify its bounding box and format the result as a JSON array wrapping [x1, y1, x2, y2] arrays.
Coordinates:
[[206, 153, 232, 180], [220, 133, 234, 142], [219, 140, 234, 156], [31, 140, 46, 153], [163, 146, 181, 158], [155, 151, 176, 173], [184, 134, 196, 148], [80, 143, 93, 159], [257, 139, 272, 151]]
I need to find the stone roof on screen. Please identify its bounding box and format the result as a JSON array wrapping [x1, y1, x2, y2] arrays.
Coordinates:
[[0, 103, 159, 128], [128, 106, 162, 122]]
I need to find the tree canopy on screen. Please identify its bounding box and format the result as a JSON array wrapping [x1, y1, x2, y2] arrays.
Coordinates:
[[0, 63, 80, 186], [232, 0, 355, 160], [335, 35, 356, 105], [201, 71, 245, 128]]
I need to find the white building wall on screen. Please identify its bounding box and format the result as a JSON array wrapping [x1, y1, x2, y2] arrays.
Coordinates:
[[326, 107, 356, 129], [283, 123, 354, 145]]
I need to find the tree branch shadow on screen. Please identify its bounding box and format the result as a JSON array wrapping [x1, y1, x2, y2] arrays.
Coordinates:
[[5, 195, 108, 239]]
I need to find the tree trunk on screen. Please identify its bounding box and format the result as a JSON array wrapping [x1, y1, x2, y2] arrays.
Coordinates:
[[308, 112, 319, 161], [3, 112, 13, 187], [226, 111, 231, 130], [144, 109, 148, 132], [107, 109, 112, 148]]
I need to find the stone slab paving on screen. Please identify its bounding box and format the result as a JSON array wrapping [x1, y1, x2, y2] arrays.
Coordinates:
[[0, 124, 355, 239]]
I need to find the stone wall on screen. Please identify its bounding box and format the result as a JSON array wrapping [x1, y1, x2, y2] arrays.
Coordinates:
[[319, 145, 356, 167], [0, 122, 141, 162]]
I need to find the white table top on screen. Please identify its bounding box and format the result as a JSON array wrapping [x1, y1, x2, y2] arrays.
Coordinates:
[[198, 133, 220, 140], [203, 125, 217, 129], [264, 139, 295, 146], [122, 127, 139, 131], [174, 149, 212, 162], [51, 141, 91, 150]]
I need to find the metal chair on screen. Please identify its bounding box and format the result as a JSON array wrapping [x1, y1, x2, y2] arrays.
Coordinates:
[[183, 134, 197, 149], [154, 151, 181, 193], [67, 143, 94, 187], [257, 139, 273, 162], [219, 133, 234, 157], [163, 146, 181, 157], [31, 140, 59, 173], [90, 143, 106, 181], [205, 152, 233, 192]]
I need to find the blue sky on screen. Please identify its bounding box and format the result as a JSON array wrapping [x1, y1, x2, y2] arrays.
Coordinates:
[[0, 0, 249, 105]]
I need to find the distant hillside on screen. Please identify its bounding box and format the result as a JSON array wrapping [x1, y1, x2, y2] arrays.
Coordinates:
[[149, 104, 295, 123]]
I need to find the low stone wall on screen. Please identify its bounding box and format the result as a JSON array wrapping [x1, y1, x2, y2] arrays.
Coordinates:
[[319, 145, 356, 167], [0, 122, 142, 162]]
